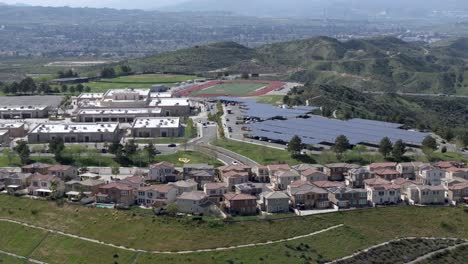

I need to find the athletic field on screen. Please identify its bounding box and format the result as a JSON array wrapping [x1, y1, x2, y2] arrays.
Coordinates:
[[179, 80, 285, 97]]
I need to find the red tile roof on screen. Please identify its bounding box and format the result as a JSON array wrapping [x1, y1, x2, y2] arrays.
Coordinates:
[[139, 184, 175, 193], [100, 182, 134, 191], [371, 184, 400, 191], [288, 180, 313, 188], [373, 168, 401, 176], [224, 193, 256, 201], [150, 161, 174, 169], [364, 177, 391, 186], [301, 169, 324, 176], [30, 173, 57, 182], [267, 164, 291, 171], [204, 182, 227, 190], [48, 165, 74, 171], [449, 182, 468, 190], [312, 181, 345, 188]]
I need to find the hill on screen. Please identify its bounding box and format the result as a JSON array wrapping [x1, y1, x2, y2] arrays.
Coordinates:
[[131, 36, 468, 95]]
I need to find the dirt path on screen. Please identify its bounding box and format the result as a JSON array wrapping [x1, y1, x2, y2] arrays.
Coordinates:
[[0, 218, 343, 254]]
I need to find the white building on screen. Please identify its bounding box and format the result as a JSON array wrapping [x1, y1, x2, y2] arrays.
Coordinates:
[[131, 117, 181, 138], [76, 108, 161, 123], [417, 166, 445, 186], [0, 105, 48, 119], [176, 191, 211, 214], [137, 184, 179, 207], [28, 123, 121, 143], [367, 184, 401, 206]]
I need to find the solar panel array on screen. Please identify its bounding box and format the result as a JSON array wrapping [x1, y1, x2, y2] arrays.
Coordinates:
[[246, 116, 429, 146], [217, 96, 317, 119]]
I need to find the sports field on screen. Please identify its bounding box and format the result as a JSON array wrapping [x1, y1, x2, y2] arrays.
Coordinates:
[[179, 80, 286, 97], [83, 74, 197, 92], [191, 82, 269, 96]]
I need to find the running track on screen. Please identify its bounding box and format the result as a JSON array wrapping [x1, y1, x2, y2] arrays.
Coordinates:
[[176, 80, 286, 97]]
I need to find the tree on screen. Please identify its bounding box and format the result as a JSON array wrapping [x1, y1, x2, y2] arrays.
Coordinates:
[[2, 148, 17, 166], [76, 84, 84, 94], [378, 137, 393, 158], [14, 140, 30, 164], [459, 132, 468, 148], [101, 67, 116, 78], [422, 136, 437, 151], [61, 84, 68, 93], [288, 135, 302, 156], [143, 143, 157, 163], [49, 137, 65, 160], [124, 140, 138, 156], [108, 142, 123, 154], [19, 77, 36, 94], [392, 139, 406, 161], [165, 204, 179, 217], [69, 86, 76, 94], [84, 86, 91, 93], [9, 82, 19, 94], [120, 65, 132, 73], [184, 118, 196, 138], [111, 166, 120, 175], [334, 135, 350, 159]]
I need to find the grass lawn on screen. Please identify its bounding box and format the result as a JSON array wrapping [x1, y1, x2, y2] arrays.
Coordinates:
[[134, 137, 188, 145], [0, 221, 48, 256], [30, 234, 136, 264], [255, 94, 285, 105], [191, 82, 270, 96], [0, 197, 467, 264], [155, 151, 224, 167], [86, 74, 196, 93], [214, 139, 309, 165], [0, 253, 35, 264], [431, 151, 468, 163]]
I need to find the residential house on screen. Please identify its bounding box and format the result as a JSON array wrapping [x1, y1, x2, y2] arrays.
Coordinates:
[[224, 193, 258, 215], [65, 179, 105, 196], [186, 170, 216, 189], [444, 167, 468, 180], [148, 162, 178, 182], [366, 184, 401, 206], [137, 184, 178, 207], [169, 179, 198, 195], [203, 182, 228, 203], [218, 165, 252, 177], [447, 183, 468, 203], [324, 163, 360, 181], [396, 162, 425, 179], [417, 166, 445, 186], [22, 163, 51, 174], [96, 182, 135, 206], [259, 191, 290, 213], [434, 161, 464, 170], [441, 177, 468, 189], [373, 168, 401, 181], [183, 164, 215, 179], [287, 181, 329, 210], [223, 171, 250, 191], [405, 184, 445, 205], [235, 182, 268, 197], [4, 173, 32, 194], [272, 169, 300, 190], [120, 176, 146, 190], [300, 169, 327, 182], [292, 164, 325, 173], [312, 180, 345, 189], [267, 164, 291, 180], [252, 166, 269, 182], [47, 165, 78, 181], [368, 162, 397, 171], [176, 191, 214, 214], [364, 177, 391, 188], [28, 174, 65, 197], [346, 168, 374, 188], [326, 186, 368, 208]]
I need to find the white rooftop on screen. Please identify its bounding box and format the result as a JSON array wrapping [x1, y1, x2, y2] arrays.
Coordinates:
[[104, 88, 151, 97], [77, 93, 104, 99], [0, 123, 24, 129], [78, 108, 162, 115], [150, 92, 172, 98], [132, 117, 180, 129], [30, 123, 119, 134], [0, 105, 47, 111], [149, 98, 190, 107]]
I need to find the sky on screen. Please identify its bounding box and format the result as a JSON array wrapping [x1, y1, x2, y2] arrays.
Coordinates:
[[0, 0, 188, 9]]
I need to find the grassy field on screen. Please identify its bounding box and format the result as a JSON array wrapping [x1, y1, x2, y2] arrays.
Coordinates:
[[420, 244, 468, 264], [256, 94, 285, 105], [84, 74, 197, 93], [0, 195, 467, 263], [191, 82, 270, 96], [214, 139, 306, 165], [155, 151, 224, 167]]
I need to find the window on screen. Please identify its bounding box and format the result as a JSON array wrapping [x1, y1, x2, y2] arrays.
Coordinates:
[[389, 191, 395, 196], [41, 182, 47, 187], [378, 191, 384, 196]]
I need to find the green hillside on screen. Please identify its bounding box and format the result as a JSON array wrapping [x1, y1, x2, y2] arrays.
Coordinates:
[[130, 36, 468, 95]]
